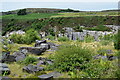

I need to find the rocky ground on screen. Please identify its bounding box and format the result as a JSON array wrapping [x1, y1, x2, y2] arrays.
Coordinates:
[[0, 25, 119, 79]]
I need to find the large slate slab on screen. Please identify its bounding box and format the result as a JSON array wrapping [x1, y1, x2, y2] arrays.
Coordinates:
[[38, 74, 53, 80], [20, 47, 46, 55], [23, 64, 44, 73], [38, 71, 61, 79]]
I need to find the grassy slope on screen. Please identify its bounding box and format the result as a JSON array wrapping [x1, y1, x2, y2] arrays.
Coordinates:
[[2, 13, 60, 20], [51, 11, 118, 17], [1, 11, 118, 20]]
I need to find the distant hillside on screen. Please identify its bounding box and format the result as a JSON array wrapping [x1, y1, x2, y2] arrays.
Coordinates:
[[1, 8, 119, 35], [2, 8, 119, 16], [2, 8, 81, 15], [101, 9, 120, 12]]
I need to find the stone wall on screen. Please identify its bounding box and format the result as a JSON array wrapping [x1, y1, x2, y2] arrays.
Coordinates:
[[57, 25, 119, 41]]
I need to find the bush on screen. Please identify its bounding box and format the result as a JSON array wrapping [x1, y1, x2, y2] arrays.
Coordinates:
[[48, 28, 55, 36], [58, 36, 69, 42], [9, 34, 24, 44], [84, 35, 94, 43], [24, 29, 40, 44], [9, 29, 40, 44], [17, 9, 27, 15], [22, 56, 37, 65], [74, 26, 83, 32], [46, 35, 55, 40], [84, 25, 111, 31], [48, 44, 93, 72], [83, 60, 111, 78], [114, 29, 120, 50]]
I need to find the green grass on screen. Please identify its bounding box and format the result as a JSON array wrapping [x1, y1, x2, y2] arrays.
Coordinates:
[[51, 11, 118, 17], [2, 11, 118, 20], [2, 13, 60, 20]]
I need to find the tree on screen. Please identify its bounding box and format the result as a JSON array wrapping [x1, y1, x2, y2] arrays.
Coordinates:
[[17, 9, 27, 15]]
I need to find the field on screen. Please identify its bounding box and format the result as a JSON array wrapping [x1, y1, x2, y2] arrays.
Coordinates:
[[1, 11, 119, 20], [2, 13, 60, 20]]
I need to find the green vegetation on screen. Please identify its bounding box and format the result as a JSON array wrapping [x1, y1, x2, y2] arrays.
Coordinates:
[[58, 36, 69, 42], [2, 16, 118, 36], [2, 13, 59, 20], [74, 26, 83, 32], [84, 35, 94, 43], [114, 29, 120, 50], [1, 9, 119, 78], [48, 44, 93, 72], [46, 35, 55, 40], [9, 29, 40, 44], [58, 8, 80, 12], [84, 25, 111, 31], [52, 11, 118, 17], [21, 56, 37, 65], [17, 9, 27, 15], [47, 43, 118, 78]]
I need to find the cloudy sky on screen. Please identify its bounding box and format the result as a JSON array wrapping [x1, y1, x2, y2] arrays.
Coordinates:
[[0, 0, 119, 12]]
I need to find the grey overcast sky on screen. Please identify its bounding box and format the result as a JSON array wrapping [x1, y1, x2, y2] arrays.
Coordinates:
[[0, 0, 119, 12]]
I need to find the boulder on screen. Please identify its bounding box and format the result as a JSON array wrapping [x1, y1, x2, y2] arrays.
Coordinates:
[[37, 57, 54, 66], [38, 74, 53, 80], [47, 42, 59, 51], [107, 56, 117, 61], [12, 51, 26, 62], [47, 71, 61, 78], [106, 49, 113, 54], [35, 40, 47, 47], [39, 43, 50, 50], [38, 71, 61, 79], [38, 57, 47, 61], [20, 47, 47, 55], [0, 63, 10, 75], [37, 60, 46, 66], [3, 45, 8, 50], [1, 52, 16, 63], [101, 56, 108, 60], [21, 49, 28, 54], [23, 64, 44, 73], [93, 54, 102, 59], [46, 61, 53, 65]]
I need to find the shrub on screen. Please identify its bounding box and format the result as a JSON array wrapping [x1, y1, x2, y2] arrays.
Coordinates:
[[9, 29, 40, 44], [9, 34, 24, 44], [24, 29, 40, 44], [17, 9, 27, 15], [58, 36, 69, 42], [83, 60, 111, 78], [48, 28, 55, 36], [84, 35, 94, 43], [114, 29, 120, 50], [74, 26, 83, 32], [22, 56, 37, 65], [46, 35, 55, 40], [84, 25, 111, 31], [48, 44, 93, 72]]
